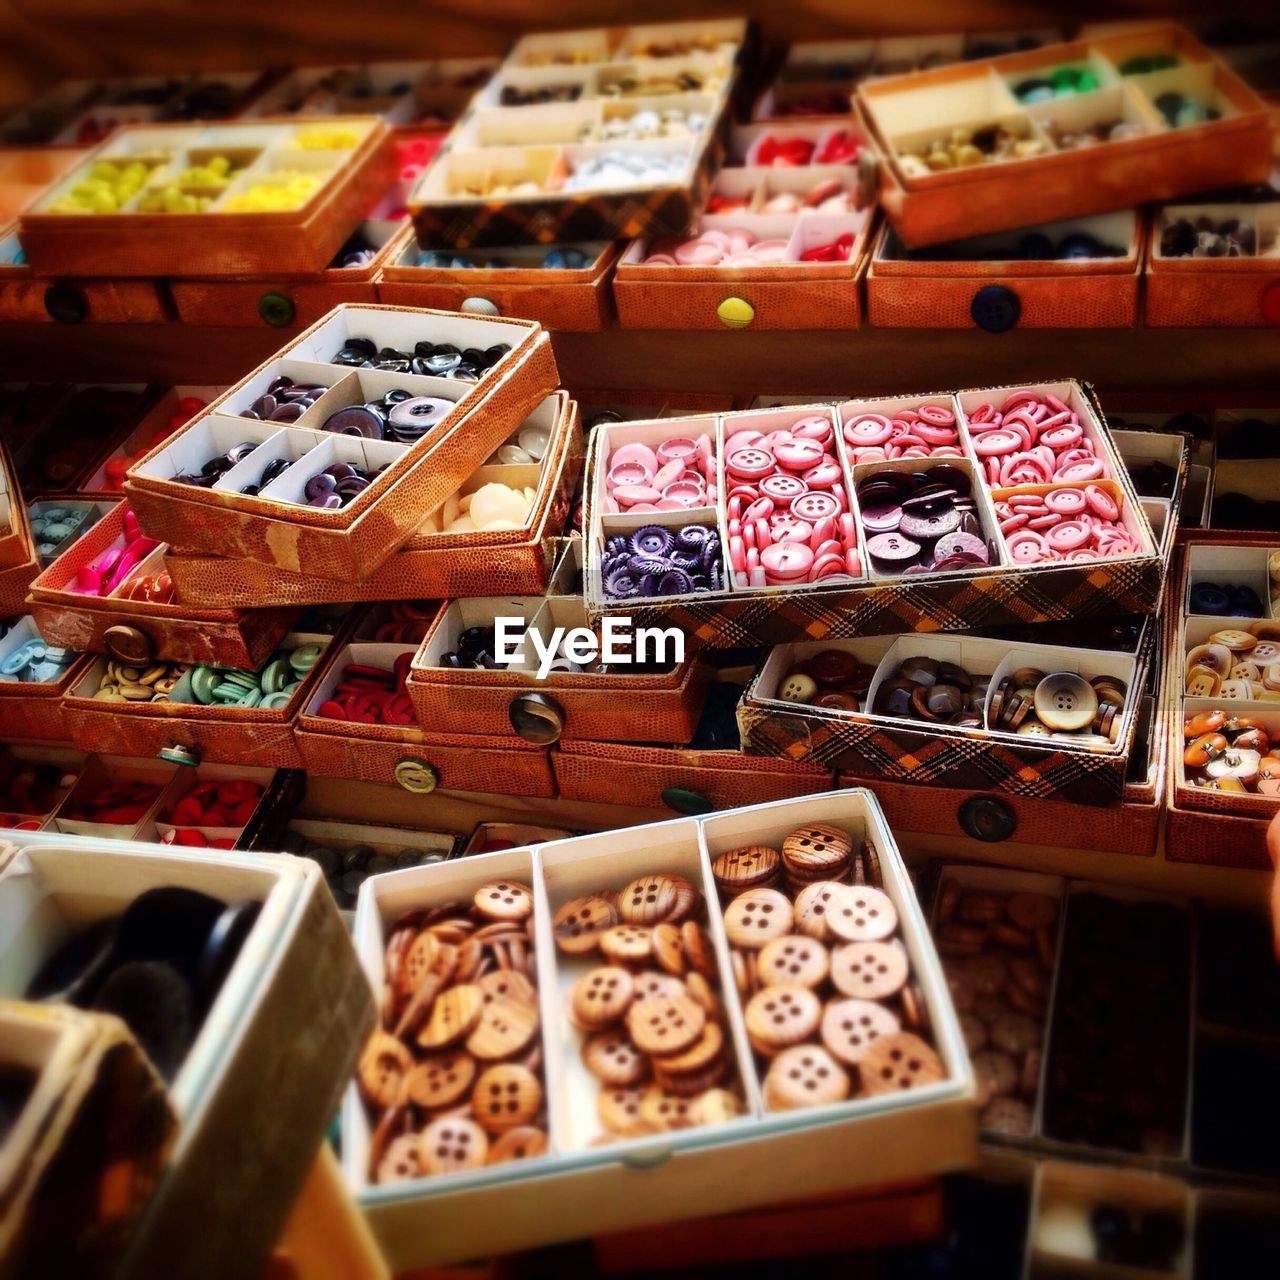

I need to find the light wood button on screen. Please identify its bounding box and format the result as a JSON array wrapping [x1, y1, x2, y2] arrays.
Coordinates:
[[466, 993, 539, 1060], [858, 1031, 946, 1096], [712, 844, 781, 893], [553, 894, 617, 953], [782, 821, 854, 872], [357, 1030, 412, 1108], [764, 1044, 850, 1109], [404, 1050, 476, 1110], [758, 935, 830, 988], [618, 873, 682, 924], [628, 994, 706, 1056], [487, 1126, 548, 1164], [474, 879, 533, 922], [417, 984, 484, 1050], [825, 885, 899, 943], [600, 923, 654, 964], [418, 1116, 489, 1174], [582, 1029, 651, 1086], [831, 941, 909, 1000], [746, 984, 821, 1053], [471, 1063, 543, 1133], [722, 887, 794, 948], [821, 998, 901, 1067], [793, 881, 848, 942], [571, 966, 635, 1028]]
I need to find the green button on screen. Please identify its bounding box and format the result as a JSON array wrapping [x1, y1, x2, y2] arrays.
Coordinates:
[[258, 291, 296, 327], [261, 657, 292, 694], [191, 667, 219, 705], [660, 786, 714, 815], [289, 643, 323, 674]]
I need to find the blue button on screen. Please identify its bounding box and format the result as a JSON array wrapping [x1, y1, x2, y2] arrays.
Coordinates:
[[970, 284, 1021, 333]]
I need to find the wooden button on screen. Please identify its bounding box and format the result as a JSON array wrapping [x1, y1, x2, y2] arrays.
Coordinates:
[[758, 934, 829, 987], [651, 921, 686, 975], [618, 874, 681, 924], [825, 885, 899, 943], [1033, 673, 1098, 732], [793, 881, 847, 942], [478, 968, 537, 1009], [781, 821, 854, 873], [571, 966, 635, 1028], [821, 998, 902, 1067], [471, 1063, 543, 1133], [474, 880, 532, 922], [375, 1132, 421, 1184], [553, 894, 618, 953], [632, 969, 687, 1001], [628, 994, 706, 1055], [400, 931, 457, 1001], [600, 924, 655, 965], [858, 1031, 946, 1095], [681, 921, 716, 978], [711, 844, 781, 894], [417, 984, 484, 1050], [831, 940, 909, 999], [685, 970, 720, 1017], [582, 1029, 651, 1085], [487, 1126, 548, 1164], [417, 1116, 489, 1174], [722, 887, 794, 947], [404, 1050, 476, 1109], [763, 1044, 850, 1109], [1210, 629, 1257, 653], [466, 993, 539, 1061], [746, 984, 821, 1053], [689, 1088, 743, 1126], [652, 1019, 724, 1078], [598, 1086, 648, 1135], [639, 1085, 695, 1130], [357, 1030, 412, 1107]]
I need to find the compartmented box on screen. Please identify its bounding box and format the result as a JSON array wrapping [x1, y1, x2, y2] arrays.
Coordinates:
[[583, 383, 1162, 646], [410, 23, 742, 249], [1145, 197, 1280, 327], [161, 392, 581, 606], [342, 789, 974, 1271], [857, 25, 1274, 248], [0, 832, 373, 1280], [866, 210, 1143, 330], [377, 228, 621, 331], [16, 117, 390, 276], [26, 502, 299, 668], [0, 439, 39, 617], [613, 167, 874, 330], [0, 614, 92, 743], [122, 304, 559, 582], [0, 742, 84, 831], [294, 620, 555, 797], [740, 627, 1145, 805], [405, 593, 711, 743], [1165, 539, 1280, 869], [58, 628, 338, 768]]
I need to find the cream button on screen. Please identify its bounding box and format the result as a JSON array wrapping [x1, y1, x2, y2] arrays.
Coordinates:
[[1033, 673, 1098, 732], [777, 673, 817, 703]]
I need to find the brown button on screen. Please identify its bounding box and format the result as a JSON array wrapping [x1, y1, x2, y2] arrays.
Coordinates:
[[418, 1116, 488, 1174], [859, 1031, 946, 1095], [821, 997, 901, 1066], [618, 873, 687, 924], [471, 1063, 543, 1133], [813, 690, 860, 712], [487, 1125, 548, 1164], [809, 648, 861, 686], [473, 880, 532, 922], [1210, 629, 1257, 653], [745, 983, 821, 1054], [404, 1050, 476, 1109], [553, 894, 617, 954], [1033, 672, 1098, 731], [582, 1029, 650, 1085], [104, 623, 155, 664], [711, 844, 781, 895], [781, 821, 854, 875], [722, 887, 794, 947], [970, 1049, 1017, 1107], [830, 940, 909, 999], [571, 966, 635, 1029], [627, 994, 706, 1055], [1007, 893, 1057, 930], [757, 934, 829, 988], [763, 1044, 849, 1109]]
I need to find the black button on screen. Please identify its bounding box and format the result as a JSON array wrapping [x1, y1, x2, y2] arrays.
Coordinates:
[[970, 284, 1021, 333], [957, 795, 1018, 842], [508, 692, 564, 745], [44, 283, 88, 324]]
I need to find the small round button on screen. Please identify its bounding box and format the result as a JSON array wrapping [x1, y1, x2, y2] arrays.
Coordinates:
[[508, 692, 564, 745], [44, 283, 89, 324], [257, 291, 296, 327], [395, 758, 439, 793], [104, 624, 156, 665], [1033, 673, 1098, 731], [717, 295, 755, 329], [158, 743, 202, 766], [461, 296, 501, 316], [957, 795, 1018, 842], [970, 284, 1021, 333]]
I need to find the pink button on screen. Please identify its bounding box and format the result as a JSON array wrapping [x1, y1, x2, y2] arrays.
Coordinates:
[[608, 460, 653, 489], [761, 542, 814, 579], [802, 459, 842, 490], [613, 484, 663, 506], [651, 459, 685, 489], [726, 447, 774, 480], [1006, 530, 1049, 564], [1045, 487, 1087, 515], [760, 474, 806, 500], [774, 438, 826, 470], [791, 491, 840, 522], [843, 415, 893, 447], [1046, 520, 1089, 551], [972, 429, 1021, 457], [611, 442, 658, 472], [660, 481, 705, 507], [1085, 485, 1119, 521]]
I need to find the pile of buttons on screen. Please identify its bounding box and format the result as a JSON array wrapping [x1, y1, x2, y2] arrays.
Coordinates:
[[222, 171, 328, 213], [759, 177, 854, 215], [767, 92, 850, 118], [723, 415, 861, 587], [161, 778, 265, 847], [44, 157, 164, 214], [300, 460, 393, 511], [330, 336, 511, 379], [842, 403, 964, 462], [1153, 91, 1220, 128], [239, 376, 328, 422], [596, 105, 707, 140], [30, 506, 96, 562], [180, 644, 320, 708], [562, 149, 689, 192], [857, 465, 991, 576], [746, 129, 861, 166], [713, 822, 944, 1110], [2, 636, 78, 686], [428, 481, 537, 534], [1012, 64, 1101, 102], [990, 668, 1127, 743], [101, 397, 207, 490], [415, 245, 594, 270], [331, 229, 384, 269], [1047, 118, 1146, 149], [114, 569, 175, 604], [316, 654, 415, 725], [1183, 710, 1280, 794], [492, 418, 550, 466], [174, 439, 262, 487], [499, 83, 582, 106], [321, 389, 454, 444], [369, 602, 439, 645], [1118, 52, 1179, 74], [642, 228, 788, 267], [1185, 625, 1280, 701], [289, 834, 447, 908], [900, 123, 1047, 177], [774, 648, 877, 713], [24, 886, 260, 1081], [964, 390, 1112, 487], [994, 485, 1142, 564], [872, 655, 989, 726], [65, 511, 159, 596], [91, 658, 184, 703], [602, 432, 716, 513], [438, 624, 514, 670], [1126, 457, 1178, 498], [1187, 580, 1267, 618], [62, 777, 163, 825], [1161, 214, 1257, 259], [0, 761, 76, 820], [602, 525, 723, 599]]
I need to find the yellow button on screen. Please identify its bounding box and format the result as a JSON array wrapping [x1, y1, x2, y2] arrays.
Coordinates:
[[394, 758, 438, 793], [717, 296, 755, 329]]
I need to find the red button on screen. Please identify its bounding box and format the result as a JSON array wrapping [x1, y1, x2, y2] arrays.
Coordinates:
[[1261, 280, 1280, 325]]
